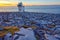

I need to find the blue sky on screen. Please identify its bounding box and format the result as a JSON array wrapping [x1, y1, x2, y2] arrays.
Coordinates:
[[0, 0, 60, 5]]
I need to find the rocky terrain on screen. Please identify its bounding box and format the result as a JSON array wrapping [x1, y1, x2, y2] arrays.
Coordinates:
[[0, 12, 60, 40]]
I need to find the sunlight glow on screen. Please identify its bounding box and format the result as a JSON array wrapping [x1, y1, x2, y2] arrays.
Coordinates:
[[0, 1, 18, 6], [0, 1, 11, 4]]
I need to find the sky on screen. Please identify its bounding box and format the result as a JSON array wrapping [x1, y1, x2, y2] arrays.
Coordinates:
[[0, 0, 60, 6]]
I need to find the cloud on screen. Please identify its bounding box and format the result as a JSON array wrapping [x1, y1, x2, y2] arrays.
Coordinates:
[[0, 0, 19, 2]]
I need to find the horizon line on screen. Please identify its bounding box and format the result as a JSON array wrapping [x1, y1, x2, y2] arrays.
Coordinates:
[[0, 4, 60, 6]]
